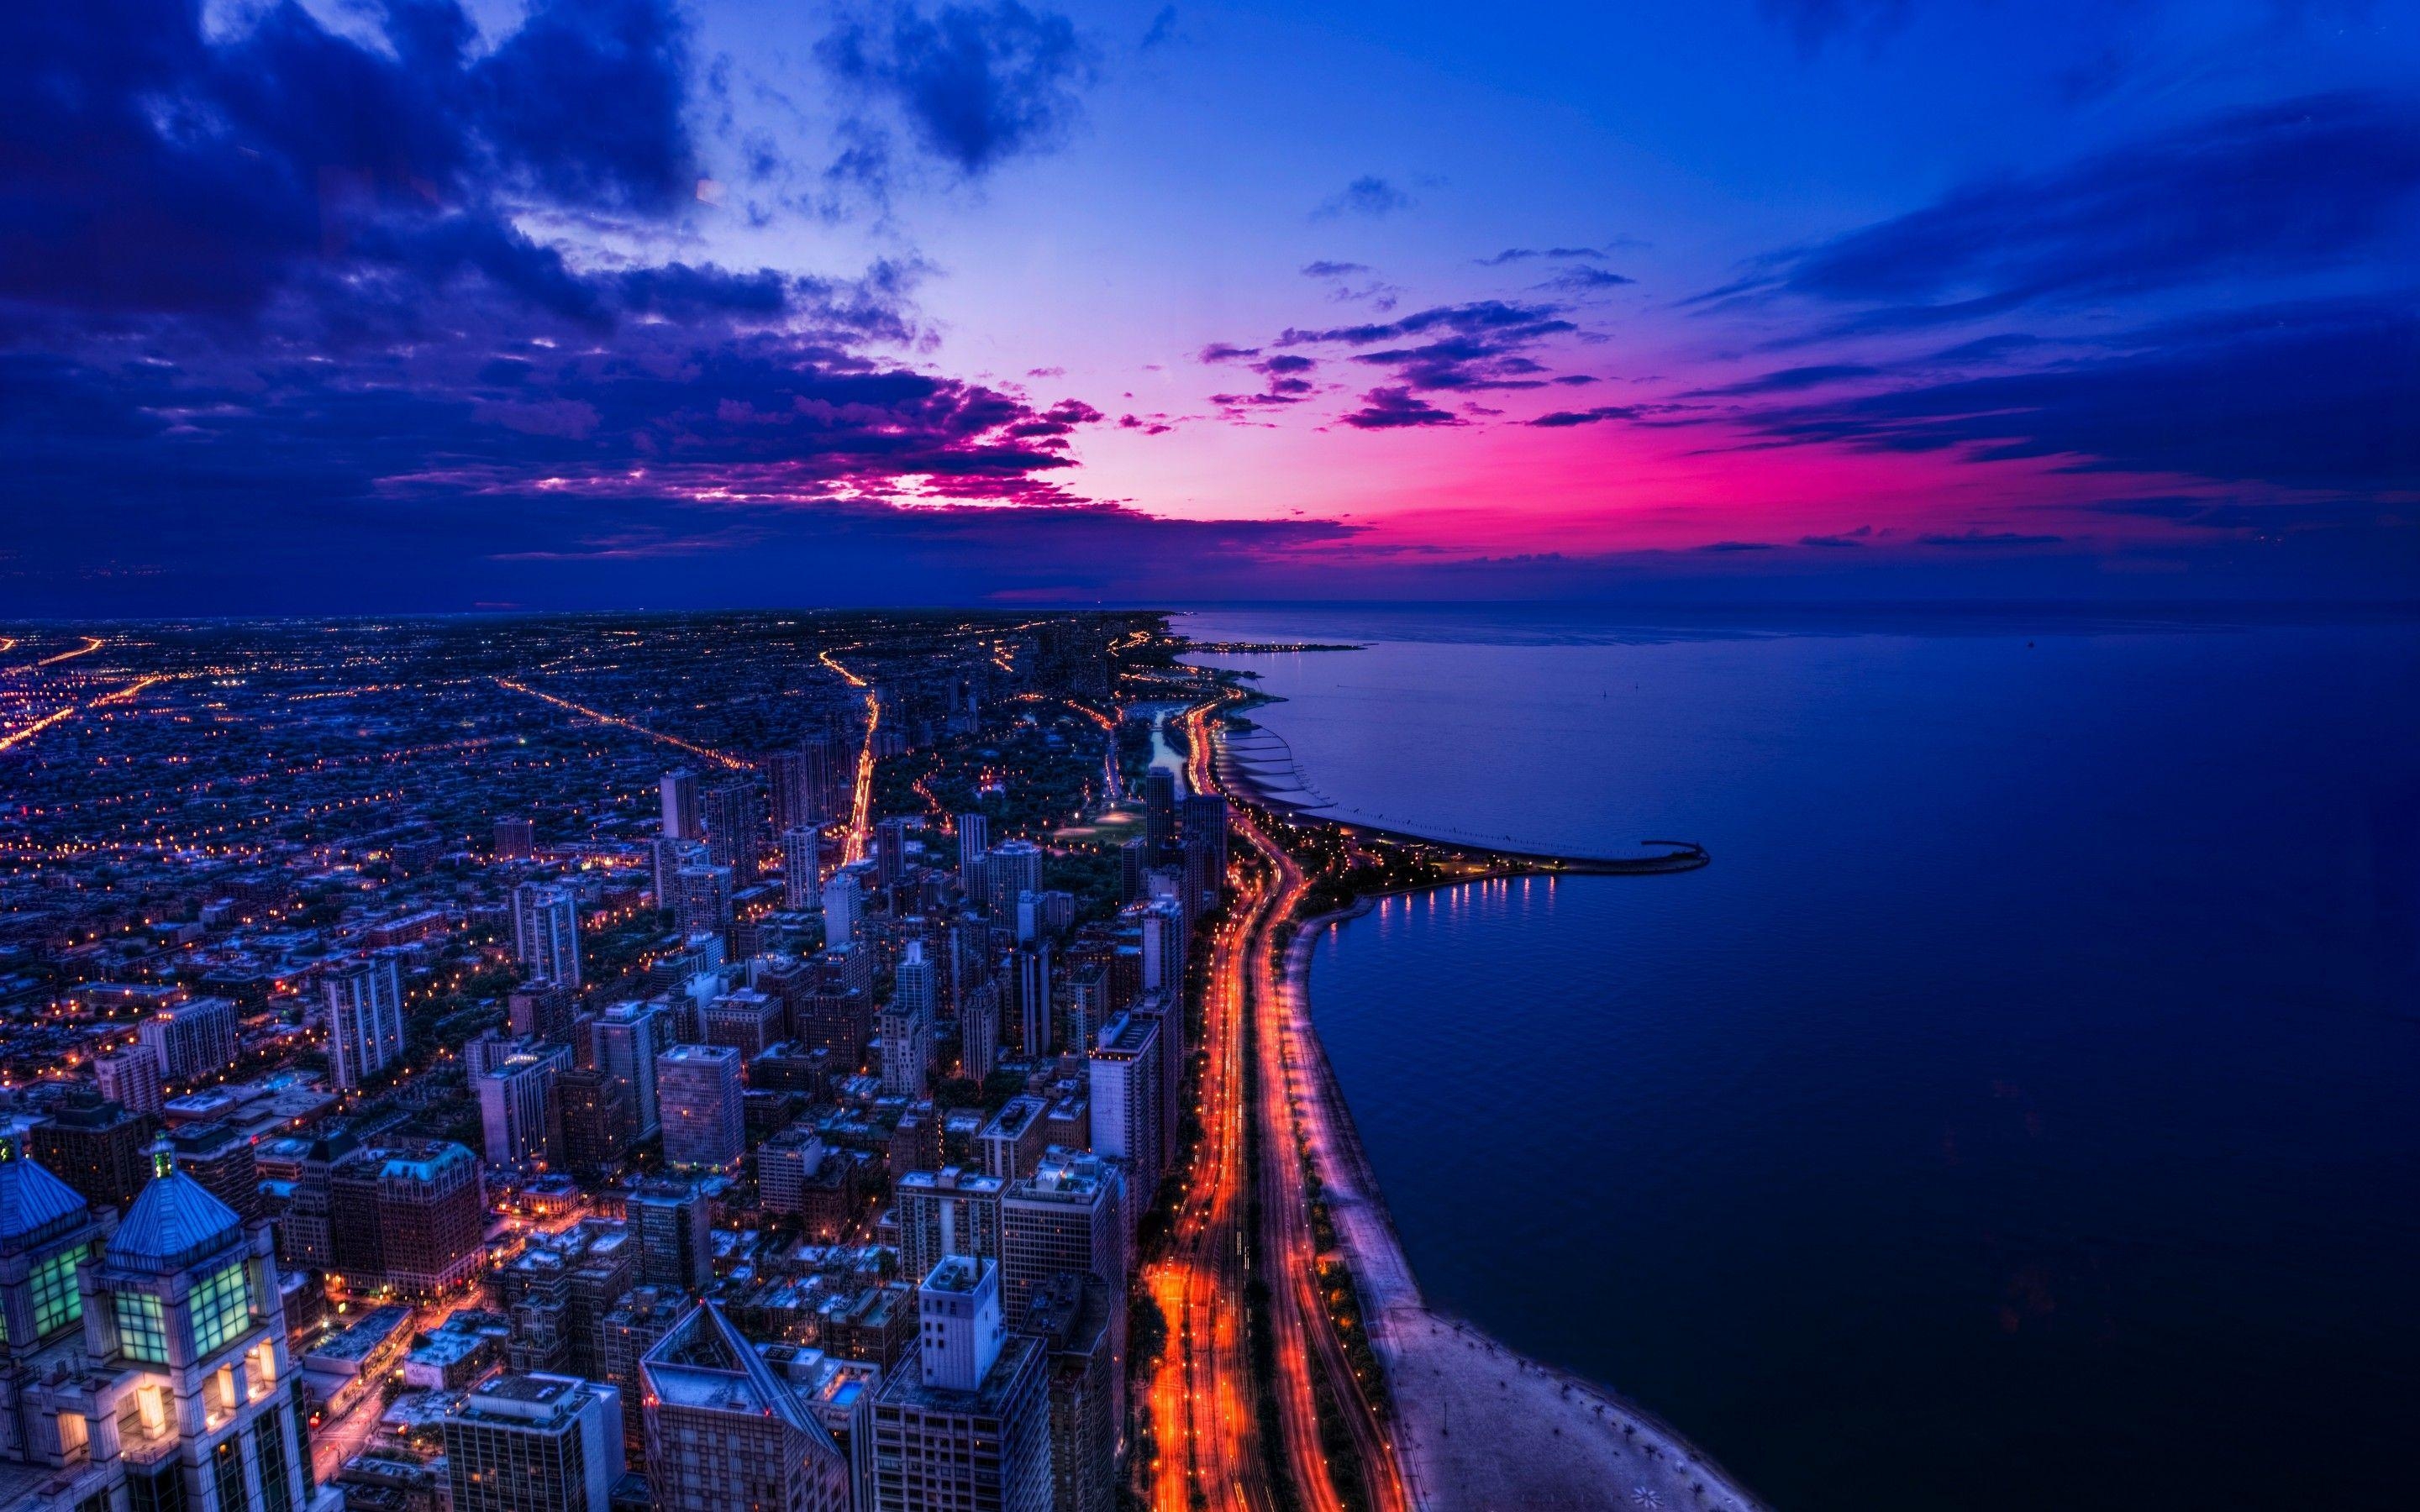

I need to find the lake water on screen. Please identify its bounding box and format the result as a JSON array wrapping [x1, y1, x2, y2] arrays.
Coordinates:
[[1181, 603, 2420, 1512]]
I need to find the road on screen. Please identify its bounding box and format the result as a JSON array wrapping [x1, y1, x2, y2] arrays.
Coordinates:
[[1140, 695, 1408, 1512]]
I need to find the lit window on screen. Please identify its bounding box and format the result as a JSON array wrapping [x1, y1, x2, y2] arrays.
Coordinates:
[[189, 1260, 252, 1359], [31, 1242, 87, 1336], [115, 1293, 170, 1364]]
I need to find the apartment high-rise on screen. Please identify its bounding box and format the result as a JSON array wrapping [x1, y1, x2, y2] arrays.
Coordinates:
[[701, 780, 763, 885], [29, 1095, 150, 1212], [326, 950, 407, 1090], [781, 825, 824, 909], [983, 842, 1043, 919], [594, 1001, 671, 1144], [871, 1257, 1050, 1512], [892, 1167, 1004, 1286], [94, 1047, 164, 1117], [1087, 1011, 1164, 1201], [655, 1043, 744, 1172], [660, 769, 702, 842], [629, 1179, 713, 1292], [874, 816, 913, 893], [956, 812, 989, 900], [136, 995, 238, 1085], [641, 1303, 851, 1512], [999, 1148, 1125, 1329], [1143, 766, 1178, 861], [821, 872, 863, 945], [439, 1373, 623, 1512], [671, 864, 735, 942], [479, 1043, 569, 1167], [513, 882, 583, 987]]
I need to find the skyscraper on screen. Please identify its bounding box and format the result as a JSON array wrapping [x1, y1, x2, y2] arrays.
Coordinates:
[[999, 1149, 1125, 1328], [871, 1257, 1051, 1512], [95, 1047, 165, 1116], [660, 769, 701, 842], [1182, 791, 1229, 903], [440, 1374, 623, 1512], [1087, 1011, 1164, 1200], [956, 812, 990, 900], [594, 1000, 671, 1143], [326, 950, 406, 1090], [874, 816, 912, 893], [136, 995, 238, 1084], [641, 1303, 851, 1512], [892, 1167, 1005, 1286], [479, 1043, 569, 1167], [821, 871, 863, 944], [1143, 766, 1178, 861], [984, 842, 1043, 917], [513, 882, 583, 987], [701, 780, 763, 884], [671, 864, 734, 941], [655, 1043, 744, 1171], [781, 825, 824, 909], [1010, 942, 1052, 1061], [629, 1179, 714, 1292], [61, 1143, 336, 1512]]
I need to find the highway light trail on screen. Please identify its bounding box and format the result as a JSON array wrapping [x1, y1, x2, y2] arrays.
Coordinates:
[[34, 636, 104, 666], [823, 649, 877, 863], [492, 677, 749, 769], [0, 675, 164, 753]]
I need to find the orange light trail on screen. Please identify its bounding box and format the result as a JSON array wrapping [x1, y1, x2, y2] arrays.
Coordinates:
[[824, 649, 877, 863], [0, 707, 76, 752], [34, 636, 104, 667], [492, 678, 748, 770]]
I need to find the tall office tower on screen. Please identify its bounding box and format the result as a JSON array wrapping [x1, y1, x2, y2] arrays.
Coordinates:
[[871, 1258, 1050, 1512], [671, 864, 735, 942], [167, 1121, 260, 1222], [661, 769, 702, 842], [959, 979, 1001, 1082], [440, 1374, 624, 1512], [652, 835, 708, 902], [1130, 990, 1185, 1177], [1009, 942, 1052, 1061], [821, 871, 863, 944], [877, 1000, 927, 1100], [701, 780, 764, 884], [1026, 1273, 1120, 1512], [1000, 1150, 1125, 1327], [641, 1304, 851, 1512], [629, 1178, 714, 1292], [1143, 766, 1178, 860], [94, 1047, 165, 1116], [494, 816, 537, 859], [983, 841, 1043, 918], [136, 995, 238, 1085], [895, 940, 939, 1023], [30, 1095, 150, 1211], [893, 1167, 1005, 1284], [1133, 900, 1186, 995], [1117, 837, 1149, 907], [1087, 1011, 1164, 1199], [513, 882, 584, 987], [1181, 836, 1218, 920], [555, 1068, 625, 1171], [326, 951, 406, 1090], [874, 816, 913, 893], [1063, 964, 1108, 1059], [594, 1001, 672, 1144], [1182, 792, 1229, 894], [655, 1043, 744, 1171], [956, 813, 990, 899], [479, 1043, 569, 1167], [781, 826, 824, 908], [764, 748, 823, 833], [35, 1144, 337, 1512]]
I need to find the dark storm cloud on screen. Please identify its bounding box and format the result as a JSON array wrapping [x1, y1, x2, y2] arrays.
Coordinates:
[[1682, 364, 1881, 397], [0, 0, 1143, 609], [1727, 298, 2420, 492], [818, 1, 1096, 176], [1340, 387, 1461, 428], [1693, 92, 2420, 331]]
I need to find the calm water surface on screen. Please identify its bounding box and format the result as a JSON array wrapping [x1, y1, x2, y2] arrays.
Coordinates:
[[1184, 604, 2420, 1512]]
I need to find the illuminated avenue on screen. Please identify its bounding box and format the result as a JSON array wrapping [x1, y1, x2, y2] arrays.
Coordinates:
[[0, 611, 1638, 1512]]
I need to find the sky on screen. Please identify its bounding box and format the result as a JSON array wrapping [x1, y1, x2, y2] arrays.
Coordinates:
[[3, 0, 2417, 611]]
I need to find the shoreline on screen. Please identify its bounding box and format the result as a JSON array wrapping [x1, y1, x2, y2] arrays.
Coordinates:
[[1281, 890, 1770, 1512]]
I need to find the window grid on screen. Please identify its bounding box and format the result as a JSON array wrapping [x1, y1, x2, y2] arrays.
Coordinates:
[[32, 1243, 87, 1336], [253, 1412, 292, 1512], [190, 1260, 252, 1358], [213, 1436, 249, 1512], [115, 1292, 169, 1364]]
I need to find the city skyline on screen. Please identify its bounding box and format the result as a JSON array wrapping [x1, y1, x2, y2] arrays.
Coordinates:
[[6, 2, 2416, 612]]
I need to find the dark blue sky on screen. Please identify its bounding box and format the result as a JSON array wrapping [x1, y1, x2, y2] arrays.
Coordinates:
[[3, 1, 2415, 611]]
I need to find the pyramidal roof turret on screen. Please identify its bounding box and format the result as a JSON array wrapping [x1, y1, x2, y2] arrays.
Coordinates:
[[0, 1134, 89, 1252], [108, 1139, 240, 1273]]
